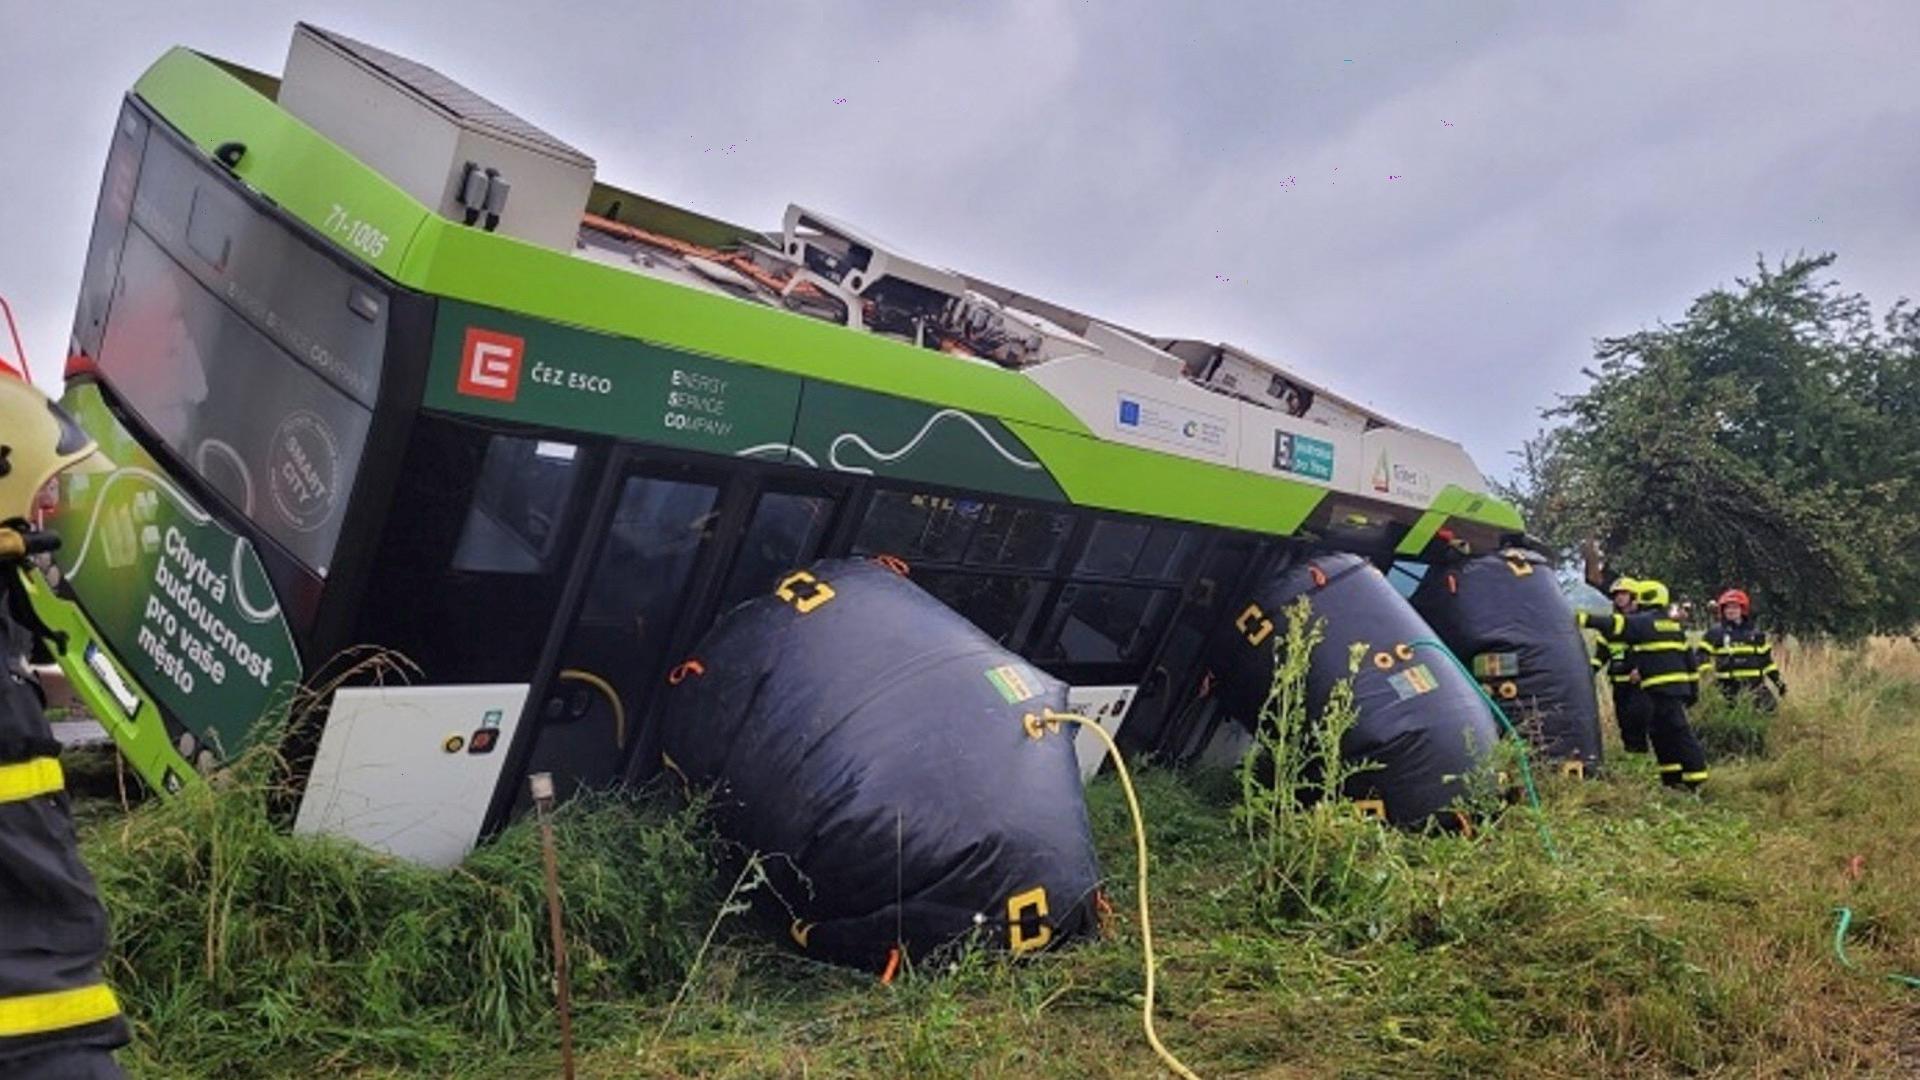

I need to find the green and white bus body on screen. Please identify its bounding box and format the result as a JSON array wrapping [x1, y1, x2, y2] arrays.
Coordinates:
[[47, 27, 1523, 864]]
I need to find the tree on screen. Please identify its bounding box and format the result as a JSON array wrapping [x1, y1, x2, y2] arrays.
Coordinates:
[[1507, 254, 1920, 637]]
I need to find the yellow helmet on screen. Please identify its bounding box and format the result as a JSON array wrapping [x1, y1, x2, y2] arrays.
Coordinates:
[[1635, 579, 1670, 609], [1607, 576, 1638, 596], [0, 377, 111, 522]]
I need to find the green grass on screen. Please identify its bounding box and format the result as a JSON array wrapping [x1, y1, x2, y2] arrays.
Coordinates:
[[77, 637, 1920, 1078], [83, 773, 715, 1078], [1690, 688, 1776, 760]]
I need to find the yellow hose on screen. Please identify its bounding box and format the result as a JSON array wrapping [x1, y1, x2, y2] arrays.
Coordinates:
[[559, 669, 626, 749], [1028, 709, 1202, 1080]]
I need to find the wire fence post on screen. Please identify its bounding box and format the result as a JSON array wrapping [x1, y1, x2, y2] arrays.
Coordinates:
[[529, 772, 575, 1080]]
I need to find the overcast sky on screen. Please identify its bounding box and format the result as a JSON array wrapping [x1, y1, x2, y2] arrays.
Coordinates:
[[4, 1, 1916, 476]]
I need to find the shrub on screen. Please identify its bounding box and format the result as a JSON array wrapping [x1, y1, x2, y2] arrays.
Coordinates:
[[1692, 689, 1773, 759]]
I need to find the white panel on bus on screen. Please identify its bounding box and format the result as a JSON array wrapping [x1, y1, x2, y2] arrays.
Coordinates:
[[1027, 352, 1373, 496], [294, 684, 528, 868], [1356, 427, 1488, 509], [1026, 353, 1244, 464], [1232, 402, 1363, 492], [1063, 684, 1136, 783], [1081, 322, 1185, 379]]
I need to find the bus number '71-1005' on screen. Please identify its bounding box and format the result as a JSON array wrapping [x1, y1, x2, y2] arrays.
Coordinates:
[[323, 203, 389, 259]]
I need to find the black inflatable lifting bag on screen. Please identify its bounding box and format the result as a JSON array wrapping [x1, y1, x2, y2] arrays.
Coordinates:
[[1409, 549, 1603, 771], [1211, 553, 1500, 826], [659, 558, 1101, 968]]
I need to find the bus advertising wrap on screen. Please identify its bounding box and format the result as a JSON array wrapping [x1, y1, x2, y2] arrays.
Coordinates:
[[49, 384, 302, 756], [427, 300, 1066, 502]]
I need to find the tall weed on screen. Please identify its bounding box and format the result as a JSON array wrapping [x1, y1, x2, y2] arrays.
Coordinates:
[[1231, 598, 1408, 939]]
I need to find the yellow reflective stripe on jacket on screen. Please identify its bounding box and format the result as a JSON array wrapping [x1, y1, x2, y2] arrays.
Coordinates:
[[1681, 770, 1710, 782], [1579, 611, 1625, 637], [1640, 671, 1697, 689], [1725, 670, 1768, 679], [0, 757, 64, 803], [1631, 641, 1691, 653], [0, 983, 121, 1038]]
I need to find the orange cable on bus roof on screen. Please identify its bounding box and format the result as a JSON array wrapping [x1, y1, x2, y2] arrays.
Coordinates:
[[581, 213, 828, 301]]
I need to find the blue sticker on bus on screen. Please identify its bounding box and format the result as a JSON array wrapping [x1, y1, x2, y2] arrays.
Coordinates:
[[1273, 431, 1335, 482]]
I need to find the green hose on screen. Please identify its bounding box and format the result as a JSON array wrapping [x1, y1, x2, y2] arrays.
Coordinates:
[[1831, 906, 1920, 988], [1408, 638, 1561, 862]]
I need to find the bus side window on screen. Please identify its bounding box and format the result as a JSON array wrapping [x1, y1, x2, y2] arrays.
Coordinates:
[[1076, 519, 1151, 576], [852, 490, 975, 563], [718, 491, 834, 609], [913, 571, 1048, 648], [578, 478, 719, 626], [1133, 526, 1203, 581], [452, 436, 583, 574], [1035, 584, 1178, 667]]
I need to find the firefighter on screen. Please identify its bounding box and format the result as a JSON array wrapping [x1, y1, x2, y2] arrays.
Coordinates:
[[0, 376, 128, 1078], [1701, 588, 1786, 708], [1577, 578, 1710, 790], [1597, 577, 1653, 754]]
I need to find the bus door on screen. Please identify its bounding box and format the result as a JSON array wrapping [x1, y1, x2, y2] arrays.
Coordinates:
[[518, 458, 847, 799], [1121, 535, 1267, 761], [700, 476, 847, 624], [623, 472, 848, 778]]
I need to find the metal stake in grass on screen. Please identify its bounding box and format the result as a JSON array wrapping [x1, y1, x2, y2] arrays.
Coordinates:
[[529, 772, 576, 1080]]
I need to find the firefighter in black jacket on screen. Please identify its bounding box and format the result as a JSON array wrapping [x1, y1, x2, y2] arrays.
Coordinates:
[[1577, 578, 1710, 789], [0, 377, 128, 1078], [1701, 588, 1786, 708], [1595, 576, 1653, 754]]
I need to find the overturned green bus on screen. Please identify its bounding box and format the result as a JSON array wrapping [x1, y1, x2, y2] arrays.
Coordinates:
[[38, 23, 1524, 864]]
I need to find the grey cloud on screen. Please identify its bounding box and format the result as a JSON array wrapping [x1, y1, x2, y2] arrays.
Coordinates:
[[4, 0, 1916, 478]]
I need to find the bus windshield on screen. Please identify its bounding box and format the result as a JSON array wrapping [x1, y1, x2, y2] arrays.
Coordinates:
[[84, 100, 390, 577]]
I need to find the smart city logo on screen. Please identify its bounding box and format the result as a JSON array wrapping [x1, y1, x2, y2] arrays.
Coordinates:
[[458, 327, 524, 402]]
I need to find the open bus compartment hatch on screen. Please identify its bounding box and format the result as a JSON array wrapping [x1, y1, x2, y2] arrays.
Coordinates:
[[293, 683, 529, 868]]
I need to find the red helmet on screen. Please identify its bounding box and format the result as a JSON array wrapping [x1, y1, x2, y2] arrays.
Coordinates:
[[1717, 588, 1750, 614]]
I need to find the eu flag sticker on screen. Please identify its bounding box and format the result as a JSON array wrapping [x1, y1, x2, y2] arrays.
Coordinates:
[[1118, 398, 1142, 426]]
